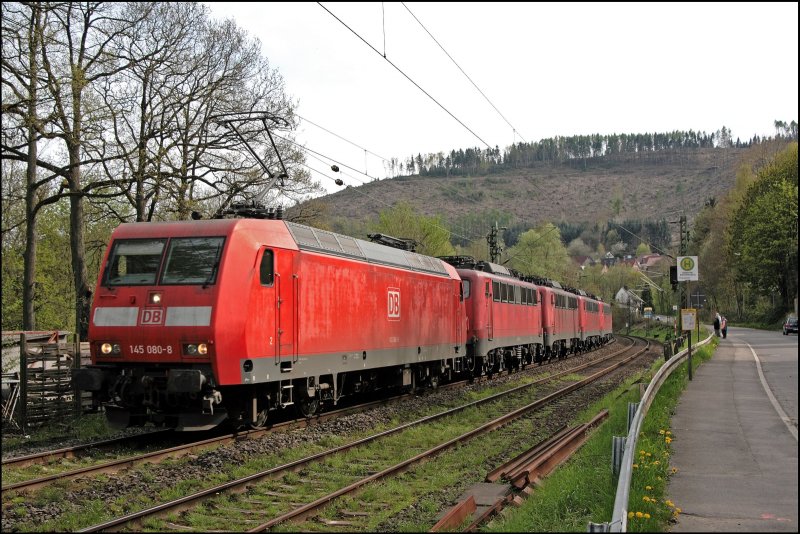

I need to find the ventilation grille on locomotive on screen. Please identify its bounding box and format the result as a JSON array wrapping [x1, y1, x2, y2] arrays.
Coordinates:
[[285, 222, 448, 276]]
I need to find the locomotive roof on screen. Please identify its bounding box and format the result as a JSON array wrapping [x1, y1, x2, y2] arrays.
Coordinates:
[[111, 220, 453, 277], [285, 222, 452, 277]]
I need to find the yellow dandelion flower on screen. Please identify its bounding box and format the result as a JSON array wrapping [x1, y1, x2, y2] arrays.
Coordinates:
[[643, 496, 650, 502], [644, 513, 651, 519], [635, 511, 644, 518], [628, 512, 634, 519], [640, 450, 646, 455], [633, 463, 639, 468], [676, 507, 682, 513], [646, 452, 652, 457], [666, 431, 671, 435], [665, 437, 672, 444], [672, 467, 679, 474], [657, 476, 662, 480], [646, 485, 652, 490], [654, 460, 660, 465]]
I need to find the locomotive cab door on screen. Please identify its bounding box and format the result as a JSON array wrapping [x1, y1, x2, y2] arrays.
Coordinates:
[[486, 280, 494, 341], [273, 249, 298, 371]]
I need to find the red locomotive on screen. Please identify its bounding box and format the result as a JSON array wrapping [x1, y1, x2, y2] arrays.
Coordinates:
[[74, 218, 612, 431], [74, 218, 468, 430], [444, 257, 543, 374]]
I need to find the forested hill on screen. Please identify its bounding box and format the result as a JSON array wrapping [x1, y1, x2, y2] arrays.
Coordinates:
[[317, 146, 743, 227]]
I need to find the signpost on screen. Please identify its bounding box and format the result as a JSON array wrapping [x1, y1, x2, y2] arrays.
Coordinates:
[[681, 308, 696, 380], [677, 256, 699, 281]]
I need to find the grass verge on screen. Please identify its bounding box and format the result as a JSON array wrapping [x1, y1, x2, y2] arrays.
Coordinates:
[[484, 336, 717, 532]]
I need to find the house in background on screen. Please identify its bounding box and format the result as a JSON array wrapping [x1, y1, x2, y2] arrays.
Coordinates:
[[615, 285, 644, 317], [635, 253, 670, 272]]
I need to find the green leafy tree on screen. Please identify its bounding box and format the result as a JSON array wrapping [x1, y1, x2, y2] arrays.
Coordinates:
[[372, 201, 455, 257], [729, 143, 798, 312], [505, 223, 572, 282], [635, 242, 651, 256]]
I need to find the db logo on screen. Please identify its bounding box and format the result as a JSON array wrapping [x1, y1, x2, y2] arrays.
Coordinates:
[[387, 288, 400, 320], [140, 308, 164, 325]]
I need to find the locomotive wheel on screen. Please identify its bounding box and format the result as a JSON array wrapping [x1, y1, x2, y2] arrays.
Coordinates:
[[298, 396, 320, 418], [428, 375, 440, 389], [251, 408, 269, 430]]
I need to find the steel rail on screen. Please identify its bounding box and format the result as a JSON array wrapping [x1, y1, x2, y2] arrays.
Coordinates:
[[248, 340, 649, 531], [77, 339, 635, 533], [1, 389, 443, 494], [1, 429, 172, 469], [7, 339, 622, 495]]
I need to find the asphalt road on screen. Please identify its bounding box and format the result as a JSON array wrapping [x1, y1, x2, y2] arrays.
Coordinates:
[[668, 326, 798, 532]]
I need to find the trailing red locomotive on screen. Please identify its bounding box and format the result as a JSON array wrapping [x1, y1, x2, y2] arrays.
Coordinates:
[[73, 216, 612, 431], [445, 256, 612, 376]]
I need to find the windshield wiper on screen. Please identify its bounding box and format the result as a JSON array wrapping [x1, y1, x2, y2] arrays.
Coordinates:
[[202, 242, 223, 289]]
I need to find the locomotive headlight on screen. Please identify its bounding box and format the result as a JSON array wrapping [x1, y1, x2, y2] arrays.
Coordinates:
[[183, 343, 209, 356], [149, 292, 162, 305], [100, 343, 121, 355]]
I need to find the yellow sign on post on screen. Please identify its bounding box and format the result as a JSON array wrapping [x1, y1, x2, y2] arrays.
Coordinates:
[[681, 308, 696, 331]]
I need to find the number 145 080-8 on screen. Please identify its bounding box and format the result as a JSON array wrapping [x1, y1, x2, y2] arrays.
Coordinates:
[[129, 344, 173, 355]]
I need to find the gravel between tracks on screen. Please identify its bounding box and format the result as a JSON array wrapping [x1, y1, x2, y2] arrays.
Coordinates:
[[2, 340, 658, 532]]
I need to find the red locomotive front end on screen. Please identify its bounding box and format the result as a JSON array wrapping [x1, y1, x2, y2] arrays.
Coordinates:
[[75, 219, 267, 430]]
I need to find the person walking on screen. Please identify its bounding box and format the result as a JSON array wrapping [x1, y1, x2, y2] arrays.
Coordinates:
[[713, 311, 721, 337], [721, 316, 728, 338]]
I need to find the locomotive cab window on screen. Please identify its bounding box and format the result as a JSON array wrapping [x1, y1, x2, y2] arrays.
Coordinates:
[[260, 249, 274, 286], [161, 237, 225, 285], [461, 280, 470, 300], [104, 239, 166, 286]]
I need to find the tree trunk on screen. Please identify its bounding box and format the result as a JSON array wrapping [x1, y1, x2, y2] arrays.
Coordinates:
[[23, 3, 42, 331], [68, 144, 92, 339], [23, 134, 38, 331]]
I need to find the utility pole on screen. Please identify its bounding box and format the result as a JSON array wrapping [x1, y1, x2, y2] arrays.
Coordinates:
[[487, 222, 506, 263]]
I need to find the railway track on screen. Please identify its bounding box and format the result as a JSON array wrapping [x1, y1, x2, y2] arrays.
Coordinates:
[[1, 339, 619, 495], [63, 336, 648, 532]]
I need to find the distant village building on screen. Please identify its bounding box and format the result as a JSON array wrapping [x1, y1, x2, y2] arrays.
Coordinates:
[[615, 286, 644, 317], [634, 254, 670, 272], [572, 256, 597, 270]]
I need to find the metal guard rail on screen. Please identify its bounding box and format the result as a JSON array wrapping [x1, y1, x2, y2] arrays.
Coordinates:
[[607, 331, 714, 532]]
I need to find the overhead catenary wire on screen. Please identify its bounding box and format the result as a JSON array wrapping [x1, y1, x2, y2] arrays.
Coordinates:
[[292, 138, 561, 279], [281, 123, 561, 275], [284, 114, 548, 238], [299, 160, 476, 246], [612, 222, 673, 258], [296, 114, 392, 164], [317, 2, 493, 151], [400, 2, 527, 144]]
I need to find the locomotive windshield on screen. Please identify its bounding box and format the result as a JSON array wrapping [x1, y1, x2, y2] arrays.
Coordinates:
[[104, 239, 166, 285], [161, 237, 224, 285], [104, 236, 224, 286]]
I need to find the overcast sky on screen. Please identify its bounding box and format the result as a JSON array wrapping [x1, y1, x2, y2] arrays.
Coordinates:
[[205, 2, 799, 196]]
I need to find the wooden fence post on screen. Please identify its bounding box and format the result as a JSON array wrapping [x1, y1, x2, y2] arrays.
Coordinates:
[[19, 333, 27, 434], [73, 333, 82, 418]]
